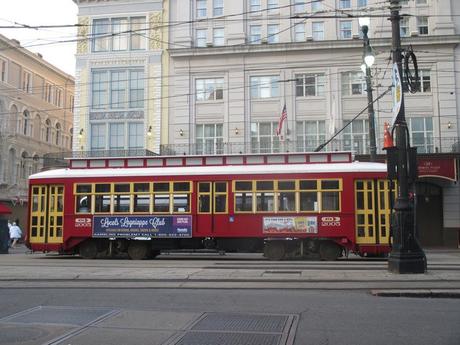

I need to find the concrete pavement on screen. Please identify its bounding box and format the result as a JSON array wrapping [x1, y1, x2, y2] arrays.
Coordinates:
[[1, 245, 460, 295]]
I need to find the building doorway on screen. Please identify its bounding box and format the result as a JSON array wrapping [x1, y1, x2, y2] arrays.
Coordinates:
[[416, 182, 443, 247]]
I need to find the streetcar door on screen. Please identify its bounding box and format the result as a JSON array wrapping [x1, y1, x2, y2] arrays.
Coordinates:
[[29, 185, 64, 244], [196, 181, 229, 236], [355, 180, 377, 244]]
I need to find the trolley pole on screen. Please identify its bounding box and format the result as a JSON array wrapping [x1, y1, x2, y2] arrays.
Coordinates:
[[387, 0, 426, 273]]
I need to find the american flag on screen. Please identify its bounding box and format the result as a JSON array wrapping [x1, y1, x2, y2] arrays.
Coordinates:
[[276, 104, 287, 136]]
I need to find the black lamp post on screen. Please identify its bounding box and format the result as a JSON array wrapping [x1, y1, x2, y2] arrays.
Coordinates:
[[387, 0, 426, 274], [359, 17, 377, 162]]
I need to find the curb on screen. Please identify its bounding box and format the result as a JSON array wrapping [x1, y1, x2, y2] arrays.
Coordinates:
[[371, 289, 460, 298]]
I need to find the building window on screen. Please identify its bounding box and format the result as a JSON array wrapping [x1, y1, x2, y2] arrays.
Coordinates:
[[109, 123, 125, 149], [341, 71, 366, 96], [69, 95, 75, 113], [339, 0, 351, 9], [213, 0, 223, 16], [294, 23, 305, 42], [129, 123, 144, 149], [250, 76, 279, 99], [417, 16, 428, 35], [409, 117, 433, 153], [93, 19, 110, 52], [196, 29, 207, 47], [45, 119, 51, 143], [196, 78, 224, 101], [296, 120, 326, 152], [196, 124, 223, 154], [251, 122, 281, 153], [92, 17, 146, 52], [268, 0, 278, 13], [294, 0, 305, 13], [357, 0, 368, 7], [416, 0, 427, 4], [112, 18, 128, 51], [418, 69, 431, 93], [340, 21, 352, 39], [111, 70, 126, 109], [296, 73, 325, 97], [250, 0, 261, 12], [23, 110, 30, 136], [91, 123, 106, 150], [44, 82, 53, 103], [249, 25, 262, 44], [197, 0, 207, 17], [400, 17, 409, 37], [22, 71, 31, 93], [54, 88, 62, 107], [343, 119, 369, 154], [312, 22, 324, 40], [311, 0, 322, 12], [0, 58, 6, 82], [55, 123, 61, 146], [92, 69, 144, 110], [267, 24, 279, 43], [129, 70, 144, 108], [213, 27, 224, 46]]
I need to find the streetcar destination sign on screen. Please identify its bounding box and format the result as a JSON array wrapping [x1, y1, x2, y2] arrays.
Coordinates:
[[92, 215, 192, 238]]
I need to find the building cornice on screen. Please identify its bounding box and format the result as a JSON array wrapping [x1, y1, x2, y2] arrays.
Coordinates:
[[169, 35, 460, 58]]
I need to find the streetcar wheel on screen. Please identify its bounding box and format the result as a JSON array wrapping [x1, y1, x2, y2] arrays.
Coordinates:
[[265, 241, 286, 261], [127, 241, 149, 260], [79, 240, 98, 259], [319, 242, 342, 261]]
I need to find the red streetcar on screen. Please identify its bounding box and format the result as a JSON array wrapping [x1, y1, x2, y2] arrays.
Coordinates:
[[26, 152, 394, 260]]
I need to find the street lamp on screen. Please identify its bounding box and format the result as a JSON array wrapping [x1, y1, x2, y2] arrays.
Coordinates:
[[359, 17, 377, 161]]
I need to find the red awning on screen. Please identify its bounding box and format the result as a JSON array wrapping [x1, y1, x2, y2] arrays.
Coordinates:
[[0, 203, 12, 214]]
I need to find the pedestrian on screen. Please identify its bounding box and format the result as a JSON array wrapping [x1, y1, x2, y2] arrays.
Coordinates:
[[7, 220, 12, 230], [9, 222, 22, 249]]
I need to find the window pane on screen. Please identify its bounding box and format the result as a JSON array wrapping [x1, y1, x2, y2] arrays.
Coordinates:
[[300, 192, 318, 211], [236, 192, 253, 211], [235, 181, 252, 191], [130, 17, 146, 50], [133, 194, 150, 212], [278, 192, 295, 211]]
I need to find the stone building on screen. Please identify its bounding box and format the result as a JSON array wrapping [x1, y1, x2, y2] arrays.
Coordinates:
[[166, 0, 460, 247], [72, 0, 168, 155], [0, 34, 74, 224]]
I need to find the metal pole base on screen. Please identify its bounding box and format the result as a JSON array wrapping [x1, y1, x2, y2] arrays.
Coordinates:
[[388, 251, 427, 274]]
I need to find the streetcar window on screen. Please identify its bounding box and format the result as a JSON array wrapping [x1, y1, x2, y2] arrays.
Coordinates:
[[235, 192, 253, 212], [235, 181, 252, 191], [95, 184, 111, 193], [199, 194, 211, 213], [114, 195, 130, 213], [174, 182, 190, 192], [153, 182, 170, 192], [133, 194, 150, 213], [256, 181, 273, 191], [153, 194, 170, 212], [214, 182, 227, 213], [134, 183, 150, 193], [76, 195, 91, 214], [322, 192, 339, 211], [95, 195, 111, 213], [199, 183, 210, 193], [173, 194, 189, 212], [256, 192, 274, 212], [114, 184, 130, 193], [321, 180, 339, 190], [300, 180, 317, 190], [278, 192, 295, 212], [278, 180, 295, 190], [76, 184, 92, 193], [32, 195, 39, 212], [300, 192, 318, 211]]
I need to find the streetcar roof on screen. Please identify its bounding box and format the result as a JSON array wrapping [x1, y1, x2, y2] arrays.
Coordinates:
[[30, 161, 387, 180]]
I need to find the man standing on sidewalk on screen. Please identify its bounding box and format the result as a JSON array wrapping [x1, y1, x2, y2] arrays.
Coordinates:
[[9, 222, 22, 249]]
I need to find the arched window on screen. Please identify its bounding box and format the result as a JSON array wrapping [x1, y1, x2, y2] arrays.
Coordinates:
[[45, 119, 51, 143], [10, 105, 18, 133], [21, 151, 28, 179], [55, 123, 61, 145], [23, 110, 29, 135], [8, 148, 16, 185]]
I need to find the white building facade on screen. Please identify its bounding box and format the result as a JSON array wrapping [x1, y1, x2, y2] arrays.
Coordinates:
[[73, 0, 168, 154], [167, 0, 460, 247]]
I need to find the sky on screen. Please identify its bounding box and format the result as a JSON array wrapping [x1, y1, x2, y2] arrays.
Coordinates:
[[0, 0, 78, 76]]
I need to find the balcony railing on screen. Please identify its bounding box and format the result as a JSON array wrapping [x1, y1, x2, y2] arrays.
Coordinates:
[[160, 137, 460, 156]]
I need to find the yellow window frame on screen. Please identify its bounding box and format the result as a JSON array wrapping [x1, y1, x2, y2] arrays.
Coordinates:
[[318, 178, 342, 213], [198, 182, 212, 214], [233, 180, 255, 213], [276, 180, 298, 213], [74, 183, 94, 214], [213, 182, 228, 214]]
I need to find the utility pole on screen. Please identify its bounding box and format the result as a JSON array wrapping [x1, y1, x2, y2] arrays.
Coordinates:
[[387, 0, 426, 274]]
